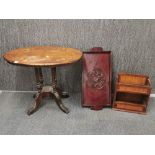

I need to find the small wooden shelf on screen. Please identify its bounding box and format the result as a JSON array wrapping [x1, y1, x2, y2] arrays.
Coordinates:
[[113, 101, 146, 114], [117, 83, 151, 95], [113, 73, 151, 114]]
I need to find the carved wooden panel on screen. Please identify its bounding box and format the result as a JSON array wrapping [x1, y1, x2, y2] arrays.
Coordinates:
[[82, 47, 112, 110]]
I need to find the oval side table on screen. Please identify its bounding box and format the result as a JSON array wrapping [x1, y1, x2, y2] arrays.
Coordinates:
[[3, 46, 82, 115]]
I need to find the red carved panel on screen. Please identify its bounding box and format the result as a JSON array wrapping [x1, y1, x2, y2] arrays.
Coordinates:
[[82, 47, 112, 110]]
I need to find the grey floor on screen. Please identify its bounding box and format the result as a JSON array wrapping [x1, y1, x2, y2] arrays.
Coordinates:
[[0, 91, 155, 135]]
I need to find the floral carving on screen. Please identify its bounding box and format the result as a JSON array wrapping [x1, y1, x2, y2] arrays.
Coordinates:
[[87, 68, 106, 89]]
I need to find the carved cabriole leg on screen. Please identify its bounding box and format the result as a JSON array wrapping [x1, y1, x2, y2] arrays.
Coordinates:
[[52, 91, 69, 113], [27, 93, 42, 115], [51, 67, 69, 114], [27, 67, 43, 115]]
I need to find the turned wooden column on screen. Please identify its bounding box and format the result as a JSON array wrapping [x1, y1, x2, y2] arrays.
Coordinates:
[[35, 68, 43, 93], [38, 68, 43, 88], [51, 67, 57, 90]]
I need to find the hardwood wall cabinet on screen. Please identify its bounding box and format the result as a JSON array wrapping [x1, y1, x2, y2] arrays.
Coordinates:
[[82, 47, 112, 110], [113, 73, 152, 114]]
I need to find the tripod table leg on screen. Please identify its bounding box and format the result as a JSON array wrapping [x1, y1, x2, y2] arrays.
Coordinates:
[[51, 67, 70, 114], [52, 91, 69, 113], [27, 93, 42, 115]]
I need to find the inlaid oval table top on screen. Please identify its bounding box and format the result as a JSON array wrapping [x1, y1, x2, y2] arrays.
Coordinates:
[[3, 46, 82, 67]]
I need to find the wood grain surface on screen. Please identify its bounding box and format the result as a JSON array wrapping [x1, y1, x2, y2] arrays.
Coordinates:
[[3, 46, 82, 66]]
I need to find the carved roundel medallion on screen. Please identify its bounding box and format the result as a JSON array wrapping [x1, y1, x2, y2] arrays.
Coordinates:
[[87, 68, 106, 90]]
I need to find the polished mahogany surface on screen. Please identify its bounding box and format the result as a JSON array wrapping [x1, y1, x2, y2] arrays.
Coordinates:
[[3, 46, 82, 66]]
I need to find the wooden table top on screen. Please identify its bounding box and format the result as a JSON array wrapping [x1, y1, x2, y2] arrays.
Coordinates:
[[3, 46, 82, 67]]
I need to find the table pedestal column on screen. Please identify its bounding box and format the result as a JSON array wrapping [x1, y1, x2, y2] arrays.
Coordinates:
[[27, 67, 69, 115]]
